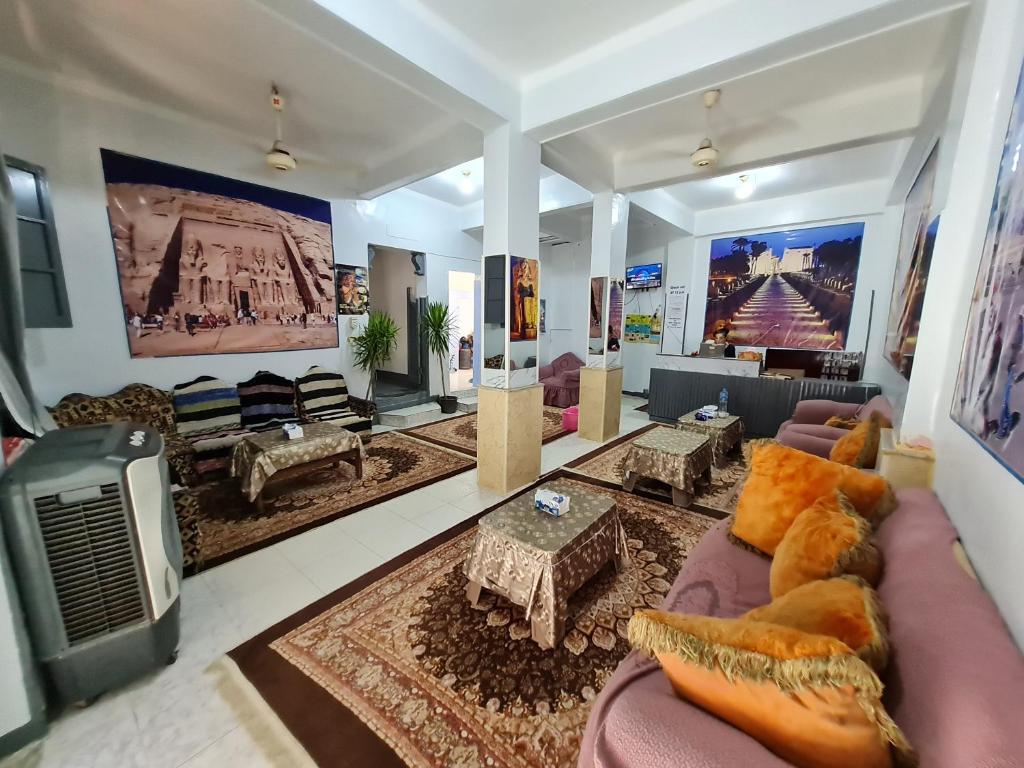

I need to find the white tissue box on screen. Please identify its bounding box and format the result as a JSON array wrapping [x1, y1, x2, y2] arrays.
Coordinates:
[[282, 423, 304, 440], [535, 488, 570, 517]]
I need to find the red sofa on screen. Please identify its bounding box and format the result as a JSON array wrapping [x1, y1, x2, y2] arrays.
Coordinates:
[[775, 394, 893, 458], [539, 352, 583, 407]]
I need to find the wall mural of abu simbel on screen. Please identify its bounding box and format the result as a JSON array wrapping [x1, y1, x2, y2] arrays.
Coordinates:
[[102, 149, 338, 358]]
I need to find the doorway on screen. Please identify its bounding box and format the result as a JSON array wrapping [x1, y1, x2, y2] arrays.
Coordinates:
[[448, 271, 476, 393], [368, 244, 430, 411]]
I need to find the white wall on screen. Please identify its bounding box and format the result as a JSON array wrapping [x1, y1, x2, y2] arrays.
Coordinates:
[[0, 63, 480, 405], [900, 0, 1024, 648], [369, 246, 418, 376], [541, 238, 591, 365]]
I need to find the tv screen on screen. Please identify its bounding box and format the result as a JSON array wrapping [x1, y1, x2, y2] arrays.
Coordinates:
[[626, 263, 662, 289]]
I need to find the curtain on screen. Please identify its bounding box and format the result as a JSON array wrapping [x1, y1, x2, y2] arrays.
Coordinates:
[[0, 151, 52, 436]]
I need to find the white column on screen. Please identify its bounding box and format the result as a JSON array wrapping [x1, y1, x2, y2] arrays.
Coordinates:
[[477, 124, 544, 493], [586, 192, 629, 369], [480, 124, 541, 389]]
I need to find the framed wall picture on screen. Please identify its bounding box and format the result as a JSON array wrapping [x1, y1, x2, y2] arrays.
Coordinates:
[[951, 59, 1024, 483], [335, 264, 369, 314], [885, 144, 940, 378], [509, 256, 539, 341], [589, 276, 606, 355], [101, 149, 337, 358], [539, 298, 546, 334], [704, 222, 865, 350]]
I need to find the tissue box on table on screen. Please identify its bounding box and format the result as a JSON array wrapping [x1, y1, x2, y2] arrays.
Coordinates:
[[282, 423, 304, 440], [535, 488, 570, 517]]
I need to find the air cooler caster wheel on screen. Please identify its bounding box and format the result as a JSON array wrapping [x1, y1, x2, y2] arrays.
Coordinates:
[[166, 649, 179, 665]]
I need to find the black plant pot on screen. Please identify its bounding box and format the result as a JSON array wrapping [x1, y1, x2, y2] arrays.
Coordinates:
[[438, 395, 459, 414]]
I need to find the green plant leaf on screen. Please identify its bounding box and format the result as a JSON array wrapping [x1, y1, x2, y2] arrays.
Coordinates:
[[421, 300, 457, 397], [352, 310, 400, 399]]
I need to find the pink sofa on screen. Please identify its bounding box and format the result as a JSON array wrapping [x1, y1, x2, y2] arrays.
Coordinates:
[[776, 394, 894, 458], [539, 352, 583, 407], [579, 488, 1024, 768]]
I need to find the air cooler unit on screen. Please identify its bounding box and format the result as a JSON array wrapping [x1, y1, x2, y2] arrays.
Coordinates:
[[0, 423, 181, 705]]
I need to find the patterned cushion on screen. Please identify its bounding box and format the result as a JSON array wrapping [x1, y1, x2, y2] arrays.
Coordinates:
[[237, 371, 296, 431], [318, 410, 372, 437], [50, 383, 177, 434], [173, 376, 243, 436], [296, 366, 351, 421]]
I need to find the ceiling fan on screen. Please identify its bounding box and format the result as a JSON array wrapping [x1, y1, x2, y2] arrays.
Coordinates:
[[690, 89, 721, 169], [265, 84, 297, 172]]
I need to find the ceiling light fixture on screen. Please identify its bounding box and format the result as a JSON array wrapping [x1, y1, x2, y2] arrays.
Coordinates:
[[735, 174, 756, 200], [458, 169, 475, 195]]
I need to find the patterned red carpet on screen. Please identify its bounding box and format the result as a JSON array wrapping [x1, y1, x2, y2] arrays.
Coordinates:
[[192, 432, 475, 571], [400, 405, 570, 456], [228, 473, 715, 768]]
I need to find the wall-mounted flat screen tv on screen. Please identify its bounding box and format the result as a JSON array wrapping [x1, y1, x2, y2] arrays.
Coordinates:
[[625, 262, 662, 289]]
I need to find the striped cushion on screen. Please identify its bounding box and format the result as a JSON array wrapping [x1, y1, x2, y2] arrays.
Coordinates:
[[318, 410, 372, 437], [172, 376, 242, 436], [237, 371, 296, 431], [296, 366, 350, 420]]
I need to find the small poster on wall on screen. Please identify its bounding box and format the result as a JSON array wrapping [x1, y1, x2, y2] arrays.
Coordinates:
[[335, 264, 369, 314], [510, 256, 539, 341], [589, 276, 606, 355], [608, 279, 624, 352], [101, 149, 338, 358], [539, 299, 546, 333], [661, 284, 688, 355], [625, 314, 662, 344]]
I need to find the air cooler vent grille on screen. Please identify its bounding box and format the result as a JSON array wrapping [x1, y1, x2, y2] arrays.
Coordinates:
[[33, 483, 147, 646]]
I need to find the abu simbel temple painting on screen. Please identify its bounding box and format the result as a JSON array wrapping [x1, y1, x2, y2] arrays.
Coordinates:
[[101, 149, 337, 358]]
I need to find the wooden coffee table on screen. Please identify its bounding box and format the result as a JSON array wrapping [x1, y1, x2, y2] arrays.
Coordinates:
[[231, 422, 364, 513], [622, 426, 713, 507], [463, 482, 628, 650]]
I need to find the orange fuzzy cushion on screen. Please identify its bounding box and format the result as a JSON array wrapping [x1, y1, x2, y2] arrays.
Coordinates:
[[830, 412, 884, 468], [731, 441, 895, 555], [628, 610, 914, 768], [769, 490, 881, 598], [745, 576, 889, 671]]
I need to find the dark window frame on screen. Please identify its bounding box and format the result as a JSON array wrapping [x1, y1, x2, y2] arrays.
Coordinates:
[[5, 155, 72, 328]]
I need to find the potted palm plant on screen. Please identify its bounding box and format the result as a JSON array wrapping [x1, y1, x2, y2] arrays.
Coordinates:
[[351, 310, 400, 401], [422, 300, 459, 414]]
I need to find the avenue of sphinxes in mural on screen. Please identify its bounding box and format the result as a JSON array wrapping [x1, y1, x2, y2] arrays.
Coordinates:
[[101, 149, 337, 358]]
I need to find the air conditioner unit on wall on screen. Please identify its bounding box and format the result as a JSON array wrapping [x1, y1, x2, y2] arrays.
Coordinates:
[[0, 423, 181, 706]]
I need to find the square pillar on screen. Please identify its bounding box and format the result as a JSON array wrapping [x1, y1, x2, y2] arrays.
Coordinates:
[[581, 192, 629, 441], [477, 384, 543, 494], [478, 124, 544, 490], [579, 366, 623, 442]]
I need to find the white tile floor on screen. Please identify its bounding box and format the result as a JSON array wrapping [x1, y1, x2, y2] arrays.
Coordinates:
[[2, 397, 652, 768]]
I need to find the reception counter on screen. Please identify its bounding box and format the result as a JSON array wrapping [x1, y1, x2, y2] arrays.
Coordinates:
[[648, 367, 881, 437], [652, 354, 762, 378]]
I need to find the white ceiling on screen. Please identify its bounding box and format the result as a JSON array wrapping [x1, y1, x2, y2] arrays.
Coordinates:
[[661, 139, 910, 210], [406, 0, 697, 83], [0, 0, 467, 194], [553, 9, 962, 190], [406, 158, 558, 206]]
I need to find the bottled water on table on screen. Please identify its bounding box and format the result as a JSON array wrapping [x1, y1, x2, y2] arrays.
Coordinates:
[[719, 388, 729, 417]]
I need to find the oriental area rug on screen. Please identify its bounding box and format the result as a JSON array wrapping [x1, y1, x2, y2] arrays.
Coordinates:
[[400, 405, 570, 457], [227, 473, 715, 768], [564, 424, 748, 519], [190, 432, 475, 572]]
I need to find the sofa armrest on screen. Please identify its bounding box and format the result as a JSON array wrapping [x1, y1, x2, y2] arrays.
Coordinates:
[[348, 395, 377, 420], [164, 433, 199, 487], [538, 364, 555, 380], [564, 368, 582, 383], [791, 399, 859, 425]]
